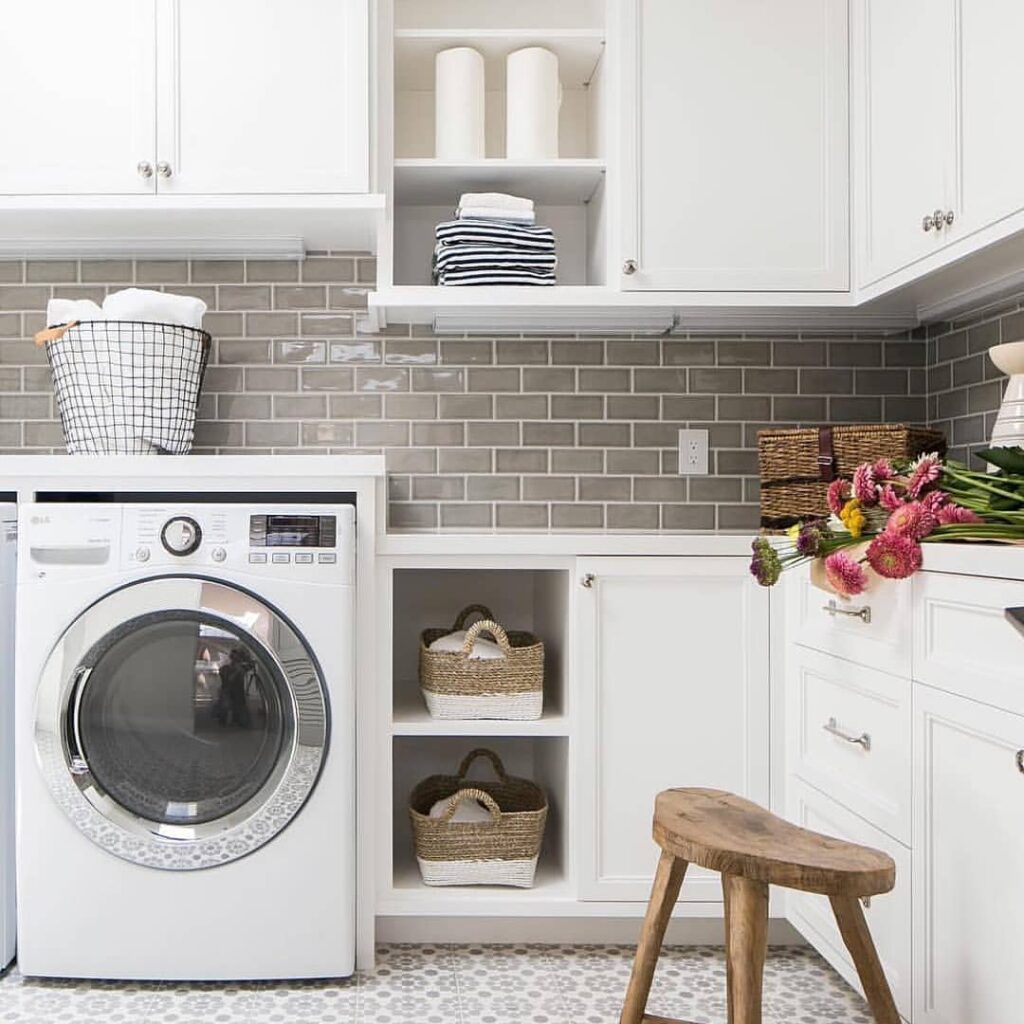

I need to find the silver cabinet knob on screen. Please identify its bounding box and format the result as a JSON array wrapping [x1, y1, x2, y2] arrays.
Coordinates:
[[623, 259, 638, 275], [137, 160, 153, 179], [156, 160, 173, 179], [1016, 750, 1024, 774], [581, 573, 596, 589], [943, 209, 955, 226], [922, 213, 936, 232]]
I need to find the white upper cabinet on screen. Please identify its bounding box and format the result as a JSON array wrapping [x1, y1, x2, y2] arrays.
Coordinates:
[[156, 0, 368, 194], [0, 1, 157, 195], [854, 0, 958, 286], [620, 0, 849, 292], [957, 0, 1024, 238], [575, 557, 769, 902]]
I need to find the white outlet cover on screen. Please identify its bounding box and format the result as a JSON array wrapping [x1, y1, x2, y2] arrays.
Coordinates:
[[678, 428, 709, 475]]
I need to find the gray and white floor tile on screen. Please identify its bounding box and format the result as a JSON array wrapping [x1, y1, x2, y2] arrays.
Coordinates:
[[0, 943, 872, 1023]]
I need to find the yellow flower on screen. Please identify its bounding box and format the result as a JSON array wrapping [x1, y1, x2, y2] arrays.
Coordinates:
[[839, 498, 866, 539], [786, 523, 801, 542]]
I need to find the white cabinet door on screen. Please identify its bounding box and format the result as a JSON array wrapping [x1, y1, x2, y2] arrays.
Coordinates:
[[914, 684, 1024, 1023], [155, 0, 368, 194], [576, 557, 769, 902], [0, 2, 156, 194], [854, 0, 957, 285], [957, 0, 1024, 238], [621, 0, 849, 291]]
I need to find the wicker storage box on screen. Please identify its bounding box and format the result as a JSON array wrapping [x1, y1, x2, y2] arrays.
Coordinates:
[[409, 749, 548, 887], [419, 604, 544, 720], [758, 424, 946, 528]]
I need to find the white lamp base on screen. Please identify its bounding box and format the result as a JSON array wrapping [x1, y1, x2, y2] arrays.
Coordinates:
[[988, 341, 1024, 448]]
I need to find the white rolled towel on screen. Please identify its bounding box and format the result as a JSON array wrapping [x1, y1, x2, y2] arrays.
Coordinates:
[[427, 628, 505, 660], [46, 298, 103, 326], [458, 192, 535, 214], [456, 206, 536, 224], [101, 288, 207, 329], [429, 795, 494, 823]]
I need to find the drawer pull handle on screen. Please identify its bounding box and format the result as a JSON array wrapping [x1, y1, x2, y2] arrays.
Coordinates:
[[823, 716, 871, 752], [1016, 750, 1024, 774], [822, 599, 871, 624]]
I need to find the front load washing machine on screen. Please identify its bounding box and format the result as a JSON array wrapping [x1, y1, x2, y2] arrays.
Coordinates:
[[1, 503, 16, 971], [15, 501, 355, 980]]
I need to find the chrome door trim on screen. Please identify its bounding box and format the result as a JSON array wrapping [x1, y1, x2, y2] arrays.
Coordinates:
[[35, 576, 328, 871]]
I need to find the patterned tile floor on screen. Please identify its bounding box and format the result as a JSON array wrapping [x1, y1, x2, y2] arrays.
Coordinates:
[[0, 944, 873, 1024]]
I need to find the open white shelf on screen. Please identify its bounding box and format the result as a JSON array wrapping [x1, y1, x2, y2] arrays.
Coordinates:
[[394, 158, 606, 206], [392, 689, 571, 737], [394, 28, 605, 91]]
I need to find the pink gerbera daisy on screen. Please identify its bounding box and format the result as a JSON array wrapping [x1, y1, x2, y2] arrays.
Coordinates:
[[886, 500, 938, 541], [906, 453, 942, 498], [824, 551, 869, 597], [936, 503, 984, 525], [921, 489, 949, 514], [852, 463, 878, 506], [879, 484, 903, 512], [866, 532, 923, 579], [872, 458, 895, 481], [827, 478, 850, 517]]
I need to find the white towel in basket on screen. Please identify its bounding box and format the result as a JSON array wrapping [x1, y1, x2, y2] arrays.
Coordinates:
[[427, 629, 505, 660], [46, 298, 102, 326], [101, 288, 206, 328], [429, 796, 493, 822]]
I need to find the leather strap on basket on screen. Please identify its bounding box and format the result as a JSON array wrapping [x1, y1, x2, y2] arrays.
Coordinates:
[[452, 604, 495, 630], [461, 619, 512, 658], [438, 787, 502, 824], [34, 320, 78, 346], [817, 426, 836, 482], [457, 748, 509, 784]]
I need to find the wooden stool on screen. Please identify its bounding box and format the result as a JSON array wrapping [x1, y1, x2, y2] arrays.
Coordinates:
[[620, 788, 899, 1024]]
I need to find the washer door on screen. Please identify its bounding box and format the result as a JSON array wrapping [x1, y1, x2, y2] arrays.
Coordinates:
[[35, 577, 328, 870]]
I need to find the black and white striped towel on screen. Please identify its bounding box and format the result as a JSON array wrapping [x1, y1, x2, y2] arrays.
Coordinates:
[[435, 219, 556, 252], [434, 245, 558, 273], [436, 267, 557, 286]]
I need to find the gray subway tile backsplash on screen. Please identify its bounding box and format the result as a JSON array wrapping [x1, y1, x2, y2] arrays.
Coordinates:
[[2, 255, 1014, 529]]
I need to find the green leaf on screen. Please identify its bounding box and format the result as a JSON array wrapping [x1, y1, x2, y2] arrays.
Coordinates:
[[975, 447, 1024, 474]]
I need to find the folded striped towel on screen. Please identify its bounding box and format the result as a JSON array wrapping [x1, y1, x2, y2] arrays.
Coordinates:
[[435, 219, 556, 252], [434, 245, 557, 273], [437, 267, 557, 286]]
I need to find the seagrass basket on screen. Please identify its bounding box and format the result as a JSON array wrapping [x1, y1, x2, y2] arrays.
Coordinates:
[[758, 424, 946, 529], [409, 749, 548, 887], [419, 604, 544, 720]]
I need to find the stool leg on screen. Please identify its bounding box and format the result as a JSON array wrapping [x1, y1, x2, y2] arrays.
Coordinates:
[[829, 896, 900, 1024], [722, 874, 769, 1024], [620, 850, 688, 1024]]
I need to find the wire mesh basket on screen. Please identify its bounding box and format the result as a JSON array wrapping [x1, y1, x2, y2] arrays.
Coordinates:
[[41, 320, 211, 455]]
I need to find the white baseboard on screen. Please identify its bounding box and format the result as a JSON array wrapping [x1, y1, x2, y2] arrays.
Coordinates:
[[375, 915, 806, 946]]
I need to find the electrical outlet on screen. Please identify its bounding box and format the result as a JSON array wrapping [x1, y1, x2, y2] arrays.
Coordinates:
[[678, 429, 709, 475]]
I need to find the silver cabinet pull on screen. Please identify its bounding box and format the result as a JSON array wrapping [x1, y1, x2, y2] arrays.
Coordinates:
[[622, 259, 637, 275], [156, 160, 173, 179], [823, 716, 871, 751], [922, 212, 936, 232], [1016, 750, 1024, 774], [581, 573, 595, 589], [137, 160, 153, 179], [822, 598, 871, 623], [943, 209, 955, 226]]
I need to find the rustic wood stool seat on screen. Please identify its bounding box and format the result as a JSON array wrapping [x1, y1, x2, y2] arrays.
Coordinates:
[[621, 788, 899, 1024]]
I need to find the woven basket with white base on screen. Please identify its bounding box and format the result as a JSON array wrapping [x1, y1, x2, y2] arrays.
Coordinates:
[[419, 604, 544, 720], [409, 749, 548, 888]]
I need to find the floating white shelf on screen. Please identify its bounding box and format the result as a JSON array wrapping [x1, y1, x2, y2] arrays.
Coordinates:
[[394, 158, 605, 206], [394, 28, 605, 91], [392, 690, 570, 737]]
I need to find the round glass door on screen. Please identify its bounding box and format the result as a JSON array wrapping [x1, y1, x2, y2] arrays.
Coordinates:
[[35, 577, 328, 871]]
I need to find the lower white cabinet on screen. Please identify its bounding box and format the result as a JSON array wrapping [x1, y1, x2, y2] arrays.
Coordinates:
[[576, 557, 769, 902], [787, 778, 912, 1020], [913, 684, 1024, 1024]]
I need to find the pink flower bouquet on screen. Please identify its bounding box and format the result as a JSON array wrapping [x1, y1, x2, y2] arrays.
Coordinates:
[[750, 447, 1024, 595]]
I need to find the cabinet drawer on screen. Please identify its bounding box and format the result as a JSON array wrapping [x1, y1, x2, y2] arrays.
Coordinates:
[[787, 778, 911, 1022], [787, 646, 911, 843], [913, 571, 1024, 715], [788, 568, 912, 678]]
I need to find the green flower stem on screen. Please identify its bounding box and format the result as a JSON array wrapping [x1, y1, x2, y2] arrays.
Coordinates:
[[941, 466, 1024, 505]]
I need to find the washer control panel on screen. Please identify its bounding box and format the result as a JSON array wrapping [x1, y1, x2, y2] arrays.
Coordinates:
[[122, 504, 354, 581]]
